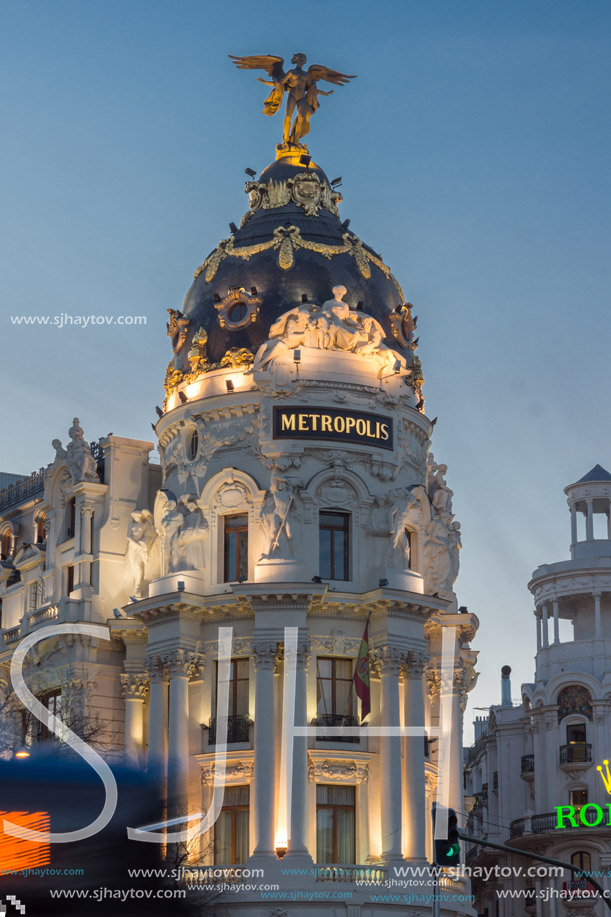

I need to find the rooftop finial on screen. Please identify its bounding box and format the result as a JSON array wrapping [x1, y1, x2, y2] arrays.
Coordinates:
[[229, 52, 356, 155]]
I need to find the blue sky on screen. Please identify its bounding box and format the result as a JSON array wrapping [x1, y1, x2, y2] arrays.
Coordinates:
[[1, 0, 610, 737]]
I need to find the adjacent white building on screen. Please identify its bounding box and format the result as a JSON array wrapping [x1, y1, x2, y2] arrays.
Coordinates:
[[465, 465, 611, 917], [0, 141, 480, 915]]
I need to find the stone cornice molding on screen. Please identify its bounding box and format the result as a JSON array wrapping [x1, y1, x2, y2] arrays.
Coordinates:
[[529, 570, 611, 603]]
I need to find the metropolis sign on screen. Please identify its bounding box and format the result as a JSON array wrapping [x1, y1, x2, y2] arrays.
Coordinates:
[[273, 406, 393, 450]]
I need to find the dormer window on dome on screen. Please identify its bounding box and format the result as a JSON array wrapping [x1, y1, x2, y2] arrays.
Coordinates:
[[216, 288, 261, 330]]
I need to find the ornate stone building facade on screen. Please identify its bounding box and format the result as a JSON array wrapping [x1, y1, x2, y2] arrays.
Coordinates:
[[0, 141, 478, 914], [465, 466, 611, 917]]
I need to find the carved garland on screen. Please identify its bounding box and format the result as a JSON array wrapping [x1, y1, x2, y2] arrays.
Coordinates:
[[308, 757, 369, 784], [194, 225, 405, 299]]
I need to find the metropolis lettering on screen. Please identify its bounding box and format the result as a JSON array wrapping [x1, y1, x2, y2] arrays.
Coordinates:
[[273, 406, 393, 451]]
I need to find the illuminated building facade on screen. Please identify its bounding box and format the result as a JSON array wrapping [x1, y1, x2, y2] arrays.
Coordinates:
[[465, 466, 611, 916], [0, 134, 479, 913]]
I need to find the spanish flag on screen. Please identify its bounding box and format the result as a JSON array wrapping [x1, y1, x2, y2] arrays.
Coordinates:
[[354, 617, 371, 722]]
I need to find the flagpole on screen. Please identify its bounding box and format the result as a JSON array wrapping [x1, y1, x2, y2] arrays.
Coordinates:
[[345, 611, 372, 720]]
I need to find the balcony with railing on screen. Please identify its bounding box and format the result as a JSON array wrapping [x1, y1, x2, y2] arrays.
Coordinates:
[[207, 714, 251, 746], [314, 865, 387, 883], [0, 470, 45, 513], [521, 754, 535, 779], [510, 811, 576, 839], [3, 626, 20, 646], [560, 744, 592, 766], [312, 713, 361, 743], [27, 604, 60, 630]]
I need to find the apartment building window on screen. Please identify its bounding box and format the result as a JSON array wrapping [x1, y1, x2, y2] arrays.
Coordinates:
[[571, 851, 592, 875], [66, 565, 75, 595], [209, 658, 250, 745], [569, 788, 588, 810], [1, 531, 11, 560], [567, 723, 587, 745], [29, 580, 45, 612], [319, 511, 350, 580], [316, 657, 355, 718], [223, 515, 248, 582], [35, 513, 46, 545], [316, 784, 356, 864], [34, 689, 62, 742], [66, 499, 76, 539], [215, 785, 249, 864]]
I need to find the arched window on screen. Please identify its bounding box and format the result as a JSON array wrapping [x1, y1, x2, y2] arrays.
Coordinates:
[[35, 513, 46, 545], [0, 531, 11, 560]]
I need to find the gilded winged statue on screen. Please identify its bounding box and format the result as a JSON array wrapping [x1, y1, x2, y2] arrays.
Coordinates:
[[229, 52, 356, 149]]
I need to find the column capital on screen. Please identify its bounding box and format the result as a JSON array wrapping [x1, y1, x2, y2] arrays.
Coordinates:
[[402, 651, 429, 678], [120, 671, 149, 700], [372, 645, 408, 677], [252, 641, 279, 671], [144, 654, 169, 683], [162, 648, 201, 678], [79, 502, 95, 518], [284, 639, 311, 670]]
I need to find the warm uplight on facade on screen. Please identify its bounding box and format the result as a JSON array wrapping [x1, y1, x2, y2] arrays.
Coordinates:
[[275, 834, 288, 858], [14, 747, 30, 759]]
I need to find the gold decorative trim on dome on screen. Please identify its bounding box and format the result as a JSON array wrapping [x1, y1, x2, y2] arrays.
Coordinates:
[[194, 226, 404, 299], [244, 172, 342, 219], [163, 348, 255, 404]]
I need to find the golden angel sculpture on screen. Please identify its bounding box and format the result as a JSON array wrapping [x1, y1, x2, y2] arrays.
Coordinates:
[[229, 52, 356, 150]]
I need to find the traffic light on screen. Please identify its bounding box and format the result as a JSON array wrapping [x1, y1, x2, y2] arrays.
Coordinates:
[[433, 805, 460, 866]]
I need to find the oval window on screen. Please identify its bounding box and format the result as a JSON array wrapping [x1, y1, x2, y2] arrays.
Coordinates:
[[228, 301, 249, 324], [188, 429, 199, 461]]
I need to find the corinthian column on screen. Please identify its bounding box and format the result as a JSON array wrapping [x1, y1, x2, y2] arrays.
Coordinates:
[[403, 652, 427, 862], [450, 668, 467, 820], [285, 639, 311, 859], [120, 671, 149, 767], [251, 642, 278, 857], [164, 649, 200, 811], [145, 654, 168, 779], [375, 646, 405, 862]]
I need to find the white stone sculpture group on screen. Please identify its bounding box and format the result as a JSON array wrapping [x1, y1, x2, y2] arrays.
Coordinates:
[[51, 417, 99, 484], [125, 492, 209, 597], [422, 453, 462, 601], [250, 285, 408, 377]]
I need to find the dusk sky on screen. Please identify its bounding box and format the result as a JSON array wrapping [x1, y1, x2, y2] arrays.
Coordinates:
[[1, 0, 610, 738]]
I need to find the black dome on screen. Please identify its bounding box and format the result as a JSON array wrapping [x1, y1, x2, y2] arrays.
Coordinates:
[[175, 155, 409, 373]]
